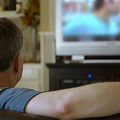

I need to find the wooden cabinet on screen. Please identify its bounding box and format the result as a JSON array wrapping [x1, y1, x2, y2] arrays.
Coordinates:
[[47, 63, 120, 91]]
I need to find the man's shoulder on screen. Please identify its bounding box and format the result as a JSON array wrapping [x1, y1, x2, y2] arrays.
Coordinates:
[[0, 88, 41, 112], [0, 88, 39, 101], [0, 88, 40, 95]]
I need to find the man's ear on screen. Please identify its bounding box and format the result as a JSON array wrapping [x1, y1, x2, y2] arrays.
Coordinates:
[[14, 54, 21, 73]]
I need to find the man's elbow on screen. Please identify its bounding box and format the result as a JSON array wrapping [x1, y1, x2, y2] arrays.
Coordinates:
[[55, 100, 74, 120]]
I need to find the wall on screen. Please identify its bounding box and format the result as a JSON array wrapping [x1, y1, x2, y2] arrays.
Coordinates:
[[40, 0, 55, 32], [40, 0, 56, 90]]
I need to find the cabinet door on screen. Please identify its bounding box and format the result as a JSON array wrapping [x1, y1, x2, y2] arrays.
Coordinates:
[[49, 67, 110, 90]]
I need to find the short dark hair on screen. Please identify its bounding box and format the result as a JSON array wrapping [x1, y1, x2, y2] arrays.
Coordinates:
[[94, 0, 105, 10], [0, 18, 23, 72]]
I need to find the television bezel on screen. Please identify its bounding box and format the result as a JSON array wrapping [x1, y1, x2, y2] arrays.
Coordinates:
[[56, 0, 120, 56]]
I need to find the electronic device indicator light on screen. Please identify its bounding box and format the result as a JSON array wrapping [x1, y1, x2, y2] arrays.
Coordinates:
[[88, 74, 93, 79]]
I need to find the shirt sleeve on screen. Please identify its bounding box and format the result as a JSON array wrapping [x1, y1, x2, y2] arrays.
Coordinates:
[[0, 88, 41, 113]]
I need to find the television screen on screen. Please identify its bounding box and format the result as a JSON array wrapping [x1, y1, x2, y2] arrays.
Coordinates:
[[63, 0, 120, 41]]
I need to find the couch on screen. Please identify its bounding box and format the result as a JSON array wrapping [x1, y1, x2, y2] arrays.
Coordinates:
[[0, 110, 120, 120]]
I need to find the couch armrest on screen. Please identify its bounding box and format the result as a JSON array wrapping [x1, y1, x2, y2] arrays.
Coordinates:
[[0, 110, 57, 120], [0, 110, 120, 120]]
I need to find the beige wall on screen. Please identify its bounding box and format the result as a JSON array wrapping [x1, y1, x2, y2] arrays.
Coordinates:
[[40, 0, 55, 32]]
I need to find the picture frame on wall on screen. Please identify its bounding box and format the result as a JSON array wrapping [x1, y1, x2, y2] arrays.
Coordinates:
[[4, 0, 16, 10], [0, 0, 16, 11]]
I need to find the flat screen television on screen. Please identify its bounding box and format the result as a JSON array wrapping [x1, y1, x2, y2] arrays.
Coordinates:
[[56, 0, 120, 56]]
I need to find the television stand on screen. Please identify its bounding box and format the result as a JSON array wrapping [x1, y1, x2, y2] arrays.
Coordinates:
[[47, 62, 120, 91]]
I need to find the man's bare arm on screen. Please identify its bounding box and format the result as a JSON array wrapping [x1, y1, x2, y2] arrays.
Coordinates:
[[25, 82, 120, 120]]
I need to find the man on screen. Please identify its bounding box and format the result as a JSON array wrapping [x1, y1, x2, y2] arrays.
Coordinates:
[[64, 0, 119, 36], [0, 18, 120, 120]]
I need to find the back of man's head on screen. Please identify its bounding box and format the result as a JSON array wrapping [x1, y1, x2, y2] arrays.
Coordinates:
[[0, 18, 23, 72]]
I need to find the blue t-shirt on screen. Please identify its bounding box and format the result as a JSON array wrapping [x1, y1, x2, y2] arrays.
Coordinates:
[[63, 13, 119, 36], [0, 88, 40, 113]]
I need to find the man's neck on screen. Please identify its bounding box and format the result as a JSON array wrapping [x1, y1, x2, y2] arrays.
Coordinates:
[[0, 79, 11, 88], [0, 73, 12, 88]]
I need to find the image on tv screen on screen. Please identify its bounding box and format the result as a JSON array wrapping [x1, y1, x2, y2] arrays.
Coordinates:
[[63, 0, 120, 41]]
